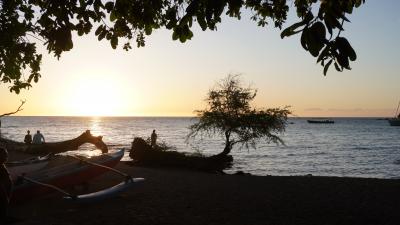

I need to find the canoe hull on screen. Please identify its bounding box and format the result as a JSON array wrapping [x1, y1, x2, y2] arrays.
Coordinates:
[[9, 161, 48, 181], [7, 155, 51, 180]]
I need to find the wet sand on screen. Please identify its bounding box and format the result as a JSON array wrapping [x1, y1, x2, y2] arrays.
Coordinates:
[[7, 153, 400, 225]]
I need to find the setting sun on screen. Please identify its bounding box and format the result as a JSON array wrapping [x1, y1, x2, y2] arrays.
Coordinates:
[[64, 75, 124, 116]]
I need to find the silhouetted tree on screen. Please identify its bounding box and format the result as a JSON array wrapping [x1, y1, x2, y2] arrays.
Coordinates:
[[0, 0, 364, 93], [187, 75, 290, 156]]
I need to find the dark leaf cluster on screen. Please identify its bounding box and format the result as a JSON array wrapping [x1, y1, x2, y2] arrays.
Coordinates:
[[0, 0, 365, 93], [281, 0, 364, 75]]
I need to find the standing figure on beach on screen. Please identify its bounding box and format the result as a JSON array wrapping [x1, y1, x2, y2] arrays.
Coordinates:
[[0, 147, 12, 222], [24, 130, 32, 144], [32, 130, 45, 144], [151, 130, 157, 148]]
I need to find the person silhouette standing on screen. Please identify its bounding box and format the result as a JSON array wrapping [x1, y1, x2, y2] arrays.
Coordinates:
[[151, 130, 157, 148]]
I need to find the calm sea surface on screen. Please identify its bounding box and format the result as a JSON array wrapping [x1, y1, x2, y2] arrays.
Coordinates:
[[1, 116, 399, 179]]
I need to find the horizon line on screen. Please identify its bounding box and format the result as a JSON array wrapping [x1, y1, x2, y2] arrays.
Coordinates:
[[2, 115, 392, 118]]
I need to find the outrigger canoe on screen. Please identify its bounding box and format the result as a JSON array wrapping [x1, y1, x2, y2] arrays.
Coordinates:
[[0, 130, 108, 155], [11, 149, 139, 204]]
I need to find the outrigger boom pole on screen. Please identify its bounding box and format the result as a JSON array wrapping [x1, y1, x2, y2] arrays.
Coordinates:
[[69, 155, 132, 182], [19, 175, 77, 199]]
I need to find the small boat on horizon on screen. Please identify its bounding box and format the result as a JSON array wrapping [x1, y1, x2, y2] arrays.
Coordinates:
[[307, 119, 334, 124]]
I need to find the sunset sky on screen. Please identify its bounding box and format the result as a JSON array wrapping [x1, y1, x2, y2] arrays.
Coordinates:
[[1, 1, 399, 117]]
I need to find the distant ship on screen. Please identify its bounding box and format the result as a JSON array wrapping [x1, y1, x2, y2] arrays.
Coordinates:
[[388, 101, 400, 126], [307, 119, 334, 124]]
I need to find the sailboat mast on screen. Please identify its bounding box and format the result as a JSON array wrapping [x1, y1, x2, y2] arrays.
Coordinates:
[[395, 100, 400, 118]]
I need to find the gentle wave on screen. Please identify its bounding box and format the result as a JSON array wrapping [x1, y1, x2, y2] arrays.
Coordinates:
[[352, 147, 372, 150]]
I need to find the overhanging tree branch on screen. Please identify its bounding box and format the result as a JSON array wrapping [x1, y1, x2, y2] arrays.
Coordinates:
[[0, 0, 366, 93], [0, 100, 26, 118]]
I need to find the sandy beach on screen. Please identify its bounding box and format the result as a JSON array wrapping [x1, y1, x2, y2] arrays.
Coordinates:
[[7, 152, 400, 225]]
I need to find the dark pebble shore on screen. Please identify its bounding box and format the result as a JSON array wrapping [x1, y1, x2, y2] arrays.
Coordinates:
[[7, 151, 400, 225]]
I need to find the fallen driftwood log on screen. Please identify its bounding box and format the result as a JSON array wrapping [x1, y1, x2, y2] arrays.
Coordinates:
[[0, 130, 108, 155], [129, 137, 232, 172]]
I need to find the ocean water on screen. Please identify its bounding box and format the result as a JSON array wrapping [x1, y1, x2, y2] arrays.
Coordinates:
[[1, 116, 399, 179]]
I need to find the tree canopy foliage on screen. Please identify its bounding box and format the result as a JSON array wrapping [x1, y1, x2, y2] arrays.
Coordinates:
[[187, 75, 291, 156], [0, 0, 365, 93]]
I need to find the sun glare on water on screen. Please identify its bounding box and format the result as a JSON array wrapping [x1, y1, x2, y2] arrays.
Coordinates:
[[65, 76, 125, 116]]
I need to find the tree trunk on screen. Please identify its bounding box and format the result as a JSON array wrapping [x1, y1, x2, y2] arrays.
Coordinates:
[[213, 141, 233, 170], [217, 131, 232, 156], [218, 141, 232, 156]]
